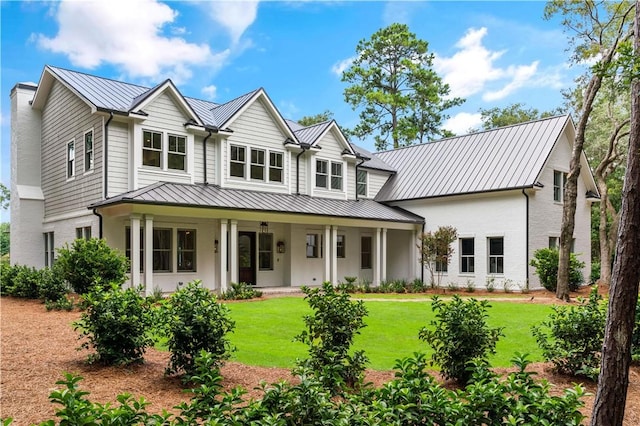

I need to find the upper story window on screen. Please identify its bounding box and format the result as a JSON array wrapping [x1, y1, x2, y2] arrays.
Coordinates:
[[168, 135, 186, 171], [357, 170, 367, 197], [269, 152, 283, 183], [229, 145, 284, 184], [143, 130, 162, 167], [251, 148, 266, 180], [316, 160, 344, 191], [460, 238, 475, 273], [67, 140, 75, 179], [230, 145, 246, 178], [553, 170, 567, 202], [331, 162, 343, 190], [316, 160, 328, 188], [84, 130, 93, 172]]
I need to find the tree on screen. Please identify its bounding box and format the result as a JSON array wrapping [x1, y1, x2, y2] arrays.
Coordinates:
[[418, 226, 457, 288], [477, 103, 561, 130], [591, 2, 640, 424], [342, 23, 463, 151], [546, 0, 635, 301], [297, 110, 334, 127], [0, 222, 9, 258]]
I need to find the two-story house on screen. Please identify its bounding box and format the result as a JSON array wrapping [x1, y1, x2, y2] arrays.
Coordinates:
[[10, 65, 598, 293]]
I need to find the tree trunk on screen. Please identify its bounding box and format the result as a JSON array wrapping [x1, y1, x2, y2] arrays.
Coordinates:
[[591, 4, 640, 423], [597, 178, 613, 284]]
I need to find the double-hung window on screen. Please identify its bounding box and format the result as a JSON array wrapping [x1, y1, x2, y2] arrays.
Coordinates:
[[306, 234, 321, 258], [168, 135, 186, 171], [336, 235, 346, 258], [44, 232, 54, 267], [75, 227, 92, 240], [177, 229, 196, 272], [259, 233, 273, 270], [460, 238, 475, 273], [553, 170, 567, 202], [316, 160, 328, 188], [357, 170, 367, 197], [361, 236, 372, 269], [230, 145, 246, 178], [143, 130, 162, 167], [331, 162, 343, 190], [84, 131, 93, 172], [153, 229, 172, 272], [269, 152, 283, 183], [488, 237, 504, 274], [67, 141, 75, 179], [251, 148, 266, 180]]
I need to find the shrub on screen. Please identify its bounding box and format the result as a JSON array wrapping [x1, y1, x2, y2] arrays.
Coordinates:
[[10, 265, 41, 299], [464, 279, 475, 293], [408, 278, 426, 293], [590, 260, 601, 284], [74, 283, 155, 365], [38, 266, 69, 302], [162, 280, 235, 376], [530, 247, 585, 292], [532, 286, 606, 380], [0, 263, 19, 295], [295, 282, 369, 391], [45, 295, 74, 311], [485, 276, 496, 292], [55, 238, 129, 295], [419, 295, 504, 384], [219, 282, 263, 300]]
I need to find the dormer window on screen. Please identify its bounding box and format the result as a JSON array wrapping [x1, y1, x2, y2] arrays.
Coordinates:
[[143, 130, 162, 167], [269, 152, 283, 183], [230, 145, 246, 178], [251, 148, 266, 180], [168, 135, 186, 171], [316, 159, 343, 191], [316, 160, 328, 188], [331, 162, 343, 190]]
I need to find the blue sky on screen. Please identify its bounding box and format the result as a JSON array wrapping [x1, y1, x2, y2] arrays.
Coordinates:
[[1, 0, 584, 221]]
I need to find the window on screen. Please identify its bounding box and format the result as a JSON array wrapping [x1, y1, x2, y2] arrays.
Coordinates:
[[84, 131, 93, 172], [168, 135, 186, 171], [67, 141, 75, 179], [75, 226, 91, 240], [336, 235, 346, 258], [488, 237, 504, 274], [251, 148, 266, 180], [331, 162, 343, 190], [153, 229, 172, 272], [549, 237, 559, 249], [269, 152, 283, 183], [554, 170, 567, 202], [435, 246, 448, 273], [143, 130, 162, 167], [306, 233, 321, 258], [357, 170, 367, 197], [316, 160, 328, 188], [361, 236, 372, 269], [44, 232, 54, 267], [460, 238, 475, 273], [177, 229, 196, 271], [259, 233, 273, 270], [125, 226, 145, 273], [230, 145, 246, 178]]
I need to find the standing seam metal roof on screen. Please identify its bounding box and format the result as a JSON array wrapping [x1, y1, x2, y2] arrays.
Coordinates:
[[374, 115, 570, 202]]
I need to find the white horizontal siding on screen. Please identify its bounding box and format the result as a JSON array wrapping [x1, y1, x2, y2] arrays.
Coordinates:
[[367, 171, 391, 199], [108, 121, 130, 196], [143, 92, 189, 134]]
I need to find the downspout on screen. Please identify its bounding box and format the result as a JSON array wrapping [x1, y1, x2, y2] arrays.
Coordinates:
[[103, 112, 114, 199], [203, 130, 212, 185], [296, 143, 310, 195], [93, 208, 103, 239], [354, 157, 366, 200], [421, 222, 425, 284], [522, 189, 530, 284]]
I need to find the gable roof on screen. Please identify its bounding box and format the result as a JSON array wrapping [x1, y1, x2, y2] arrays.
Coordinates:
[[350, 144, 396, 173], [89, 182, 424, 224], [374, 115, 577, 202]]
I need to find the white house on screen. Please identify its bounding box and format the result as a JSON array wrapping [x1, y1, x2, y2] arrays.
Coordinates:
[[10, 65, 598, 293]]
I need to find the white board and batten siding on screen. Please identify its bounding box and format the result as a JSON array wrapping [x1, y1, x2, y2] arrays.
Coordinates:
[[41, 80, 103, 217]]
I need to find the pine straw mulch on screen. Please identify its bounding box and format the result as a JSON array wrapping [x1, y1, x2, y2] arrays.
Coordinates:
[[1, 292, 639, 425]]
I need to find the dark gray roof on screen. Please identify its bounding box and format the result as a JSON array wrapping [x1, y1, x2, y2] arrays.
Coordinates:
[[89, 182, 423, 224], [293, 120, 332, 145], [351, 144, 396, 173], [210, 89, 260, 128], [375, 115, 571, 202], [285, 119, 304, 132]]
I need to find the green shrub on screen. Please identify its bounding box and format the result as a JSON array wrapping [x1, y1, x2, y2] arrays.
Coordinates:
[[530, 247, 585, 292], [38, 266, 69, 302], [45, 295, 74, 311], [74, 284, 155, 365], [10, 265, 41, 298], [419, 295, 504, 384], [295, 282, 369, 391], [0, 263, 19, 295], [631, 297, 640, 361], [162, 280, 235, 376], [219, 281, 263, 300], [532, 286, 606, 380], [408, 278, 426, 293], [590, 260, 601, 284], [55, 238, 129, 295]]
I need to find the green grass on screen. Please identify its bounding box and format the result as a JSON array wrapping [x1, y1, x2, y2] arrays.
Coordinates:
[[225, 297, 552, 371]]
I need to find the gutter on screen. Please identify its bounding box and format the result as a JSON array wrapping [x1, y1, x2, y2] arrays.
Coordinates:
[[522, 189, 529, 284], [296, 143, 311, 195], [103, 112, 114, 199], [92, 208, 103, 239], [420, 222, 425, 284]]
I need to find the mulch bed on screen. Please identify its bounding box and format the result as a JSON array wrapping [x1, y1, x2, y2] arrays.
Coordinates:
[[1, 291, 638, 425]]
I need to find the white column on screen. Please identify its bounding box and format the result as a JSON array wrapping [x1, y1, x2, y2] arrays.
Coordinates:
[[144, 214, 154, 296], [381, 228, 387, 282], [130, 214, 141, 289], [324, 225, 331, 283], [373, 227, 381, 286], [220, 220, 228, 292], [331, 225, 338, 284], [230, 220, 238, 284]]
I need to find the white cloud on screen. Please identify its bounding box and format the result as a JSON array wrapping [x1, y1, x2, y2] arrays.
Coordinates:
[[483, 61, 538, 101], [206, 1, 259, 45], [443, 112, 483, 135], [201, 85, 217, 100], [331, 56, 355, 76], [278, 100, 299, 120], [35, 0, 228, 84]]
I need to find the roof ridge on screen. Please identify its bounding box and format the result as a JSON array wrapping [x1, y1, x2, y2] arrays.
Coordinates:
[[47, 65, 150, 90], [293, 119, 333, 131], [211, 88, 261, 112]]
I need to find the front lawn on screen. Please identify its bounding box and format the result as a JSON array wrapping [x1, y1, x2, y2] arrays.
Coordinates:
[[226, 297, 552, 371]]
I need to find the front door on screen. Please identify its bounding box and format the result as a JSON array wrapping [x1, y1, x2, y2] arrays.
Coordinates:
[[238, 231, 256, 285]]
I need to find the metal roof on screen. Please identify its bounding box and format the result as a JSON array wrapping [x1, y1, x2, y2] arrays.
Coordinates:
[[293, 121, 332, 145], [374, 115, 571, 202], [210, 89, 260, 128], [350, 144, 396, 173], [89, 182, 424, 224]]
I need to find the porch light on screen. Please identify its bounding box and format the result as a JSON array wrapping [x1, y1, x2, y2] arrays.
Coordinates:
[[260, 222, 269, 234], [214, 239, 219, 253], [277, 240, 285, 253]]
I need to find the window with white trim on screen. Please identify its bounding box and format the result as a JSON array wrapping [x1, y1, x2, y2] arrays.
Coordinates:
[[460, 238, 475, 273], [306, 233, 321, 258], [168, 135, 186, 171], [331, 162, 343, 190], [230, 145, 246, 178], [553, 170, 567, 202], [357, 170, 367, 197], [67, 141, 75, 179], [84, 130, 93, 172], [251, 148, 266, 180], [259, 233, 273, 270], [143, 130, 162, 167], [269, 152, 283, 183], [153, 229, 172, 272], [44, 232, 54, 267], [336, 234, 346, 258], [361, 235, 372, 269], [488, 237, 504, 274], [75, 226, 91, 240], [316, 160, 328, 188], [177, 229, 196, 272]]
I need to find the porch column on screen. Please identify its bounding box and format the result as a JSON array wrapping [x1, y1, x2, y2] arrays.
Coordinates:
[[220, 220, 228, 292], [230, 220, 238, 285], [144, 214, 154, 296], [324, 225, 331, 283], [130, 214, 141, 290], [331, 225, 338, 284], [373, 227, 381, 286], [381, 228, 387, 282]]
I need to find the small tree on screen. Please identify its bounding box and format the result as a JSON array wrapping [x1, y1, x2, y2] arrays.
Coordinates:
[[530, 248, 585, 292], [55, 238, 128, 295], [295, 282, 369, 392], [418, 226, 457, 288], [419, 295, 504, 384]]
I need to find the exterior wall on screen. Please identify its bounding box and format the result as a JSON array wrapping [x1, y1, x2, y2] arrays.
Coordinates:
[[193, 135, 216, 185], [41, 80, 103, 217], [386, 229, 416, 281], [43, 213, 98, 252], [289, 223, 327, 286], [107, 120, 130, 196], [365, 169, 392, 199], [395, 191, 529, 289], [309, 130, 349, 200]]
